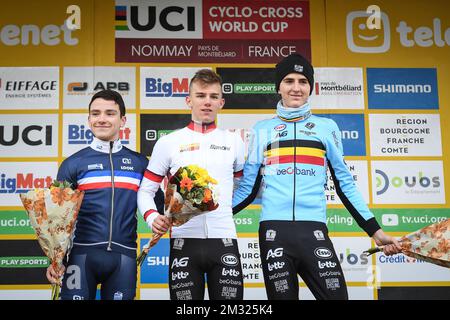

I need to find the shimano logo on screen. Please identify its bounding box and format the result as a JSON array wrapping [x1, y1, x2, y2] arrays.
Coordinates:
[[374, 84, 432, 93]]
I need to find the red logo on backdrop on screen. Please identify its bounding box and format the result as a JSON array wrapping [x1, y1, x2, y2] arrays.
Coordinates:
[[115, 0, 311, 63]]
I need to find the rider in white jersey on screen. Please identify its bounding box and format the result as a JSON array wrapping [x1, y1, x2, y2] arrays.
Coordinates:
[[137, 69, 245, 300]]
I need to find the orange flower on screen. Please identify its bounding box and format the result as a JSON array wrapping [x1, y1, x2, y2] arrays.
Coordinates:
[[203, 188, 212, 203], [179, 176, 193, 191]]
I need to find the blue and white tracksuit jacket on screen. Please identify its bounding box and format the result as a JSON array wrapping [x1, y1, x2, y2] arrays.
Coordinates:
[[232, 104, 380, 236], [57, 137, 164, 257]]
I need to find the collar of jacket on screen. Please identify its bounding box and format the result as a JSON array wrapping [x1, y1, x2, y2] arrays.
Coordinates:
[[187, 120, 217, 133], [90, 137, 123, 153], [276, 100, 312, 122]]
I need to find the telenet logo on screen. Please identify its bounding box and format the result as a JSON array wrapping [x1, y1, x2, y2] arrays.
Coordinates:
[[347, 10, 450, 53]]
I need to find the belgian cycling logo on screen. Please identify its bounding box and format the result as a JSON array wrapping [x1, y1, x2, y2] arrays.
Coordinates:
[[305, 122, 315, 130], [221, 254, 238, 267], [266, 229, 277, 241], [173, 238, 184, 250], [375, 169, 440, 195], [313, 230, 325, 241], [113, 291, 123, 300], [222, 238, 233, 247]]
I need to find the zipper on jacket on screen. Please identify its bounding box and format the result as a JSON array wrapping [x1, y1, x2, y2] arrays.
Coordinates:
[[292, 122, 297, 221], [107, 141, 115, 251]]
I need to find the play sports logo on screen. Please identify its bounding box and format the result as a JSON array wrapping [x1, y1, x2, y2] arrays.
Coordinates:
[[346, 10, 390, 53]]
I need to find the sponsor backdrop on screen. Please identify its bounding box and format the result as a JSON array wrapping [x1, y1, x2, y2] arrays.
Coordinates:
[[0, 0, 449, 300]]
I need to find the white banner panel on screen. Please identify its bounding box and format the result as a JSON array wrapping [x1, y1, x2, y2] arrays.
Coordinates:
[[376, 253, 450, 282], [140, 67, 210, 109], [63, 66, 136, 109], [371, 161, 445, 204], [237, 237, 264, 284], [0, 114, 58, 157], [0, 162, 58, 206], [369, 114, 442, 156], [0, 67, 59, 109], [310, 68, 364, 109], [325, 160, 369, 204]]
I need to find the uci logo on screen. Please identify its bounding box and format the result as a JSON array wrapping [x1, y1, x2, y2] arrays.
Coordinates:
[[221, 254, 238, 267], [314, 247, 333, 259], [0, 125, 52, 146]]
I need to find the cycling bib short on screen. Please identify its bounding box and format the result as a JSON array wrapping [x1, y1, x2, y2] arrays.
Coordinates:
[[259, 221, 348, 300], [168, 238, 244, 300]]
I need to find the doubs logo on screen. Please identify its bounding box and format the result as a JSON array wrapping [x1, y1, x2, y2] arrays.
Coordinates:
[[221, 254, 238, 267], [0, 125, 52, 146], [0, 173, 53, 193]]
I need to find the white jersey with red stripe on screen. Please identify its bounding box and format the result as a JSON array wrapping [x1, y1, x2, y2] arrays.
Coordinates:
[[137, 121, 245, 239]]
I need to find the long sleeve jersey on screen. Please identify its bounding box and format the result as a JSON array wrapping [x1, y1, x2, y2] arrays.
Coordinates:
[[138, 121, 245, 239], [232, 106, 381, 236], [57, 137, 164, 257]]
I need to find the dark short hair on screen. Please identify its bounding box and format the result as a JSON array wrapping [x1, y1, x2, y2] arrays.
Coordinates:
[[189, 69, 223, 91], [89, 89, 126, 117]]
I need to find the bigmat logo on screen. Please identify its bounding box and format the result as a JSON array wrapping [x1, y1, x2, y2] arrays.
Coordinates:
[[140, 67, 208, 109], [0, 67, 59, 109], [115, 0, 311, 63], [0, 162, 57, 206], [140, 114, 191, 156], [63, 67, 136, 109], [140, 238, 169, 284], [371, 161, 445, 204], [63, 114, 136, 156], [367, 68, 438, 109], [0, 114, 58, 157], [316, 114, 365, 156]]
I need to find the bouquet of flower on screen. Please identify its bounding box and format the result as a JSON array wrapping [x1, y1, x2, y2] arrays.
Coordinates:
[[19, 180, 84, 299], [137, 165, 219, 266], [364, 218, 449, 268]]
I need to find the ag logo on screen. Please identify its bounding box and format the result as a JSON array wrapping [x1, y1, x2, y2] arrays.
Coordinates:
[[314, 247, 333, 259], [266, 248, 284, 260], [171, 257, 189, 268], [221, 254, 238, 267]]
